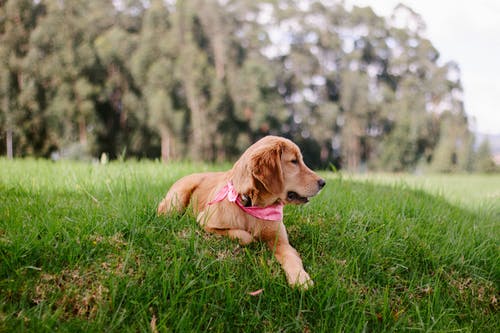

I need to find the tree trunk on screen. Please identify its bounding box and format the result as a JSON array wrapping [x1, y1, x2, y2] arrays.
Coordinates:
[[183, 75, 206, 161], [3, 93, 13, 158], [213, 34, 226, 80], [347, 136, 360, 171], [343, 116, 361, 172], [6, 127, 13, 159], [159, 125, 170, 163], [197, 1, 226, 80], [320, 144, 329, 165], [78, 117, 87, 146]]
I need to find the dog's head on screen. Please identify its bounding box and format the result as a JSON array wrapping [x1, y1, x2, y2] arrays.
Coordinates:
[[231, 136, 325, 206]]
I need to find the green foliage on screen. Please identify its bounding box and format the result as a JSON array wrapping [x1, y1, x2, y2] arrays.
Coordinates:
[[0, 159, 498, 331], [475, 140, 498, 173], [0, 0, 492, 172]]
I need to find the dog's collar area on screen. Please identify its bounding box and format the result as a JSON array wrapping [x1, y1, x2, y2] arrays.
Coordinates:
[[240, 194, 282, 208], [240, 194, 252, 207], [208, 182, 283, 221]]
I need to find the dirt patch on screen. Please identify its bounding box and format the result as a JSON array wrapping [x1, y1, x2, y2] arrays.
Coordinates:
[[32, 240, 139, 320]]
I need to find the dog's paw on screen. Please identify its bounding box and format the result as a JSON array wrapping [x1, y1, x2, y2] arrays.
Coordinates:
[[290, 270, 314, 290], [229, 230, 254, 245]]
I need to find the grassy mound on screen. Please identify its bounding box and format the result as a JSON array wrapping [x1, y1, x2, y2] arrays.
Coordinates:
[[0, 159, 498, 331]]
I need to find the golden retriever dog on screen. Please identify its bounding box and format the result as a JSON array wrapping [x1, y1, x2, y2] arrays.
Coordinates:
[[157, 136, 325, 289]]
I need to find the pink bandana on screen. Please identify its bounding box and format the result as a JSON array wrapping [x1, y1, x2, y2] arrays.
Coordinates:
[[208, 182, 283, 221]]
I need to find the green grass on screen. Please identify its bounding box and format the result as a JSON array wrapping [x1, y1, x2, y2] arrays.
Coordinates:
[[0, 159, 498, 332], [349, 173, 500, 212]]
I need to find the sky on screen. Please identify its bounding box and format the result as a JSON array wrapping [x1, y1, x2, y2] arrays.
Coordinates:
[[347, 0, 500, 135]]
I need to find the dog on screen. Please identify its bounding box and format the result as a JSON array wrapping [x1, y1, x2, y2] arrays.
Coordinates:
[[157, 136, 325, 289]]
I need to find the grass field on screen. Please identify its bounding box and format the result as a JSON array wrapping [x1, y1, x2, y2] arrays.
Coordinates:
[[347, 173, 500, 212], [0, 159, 498, 332]]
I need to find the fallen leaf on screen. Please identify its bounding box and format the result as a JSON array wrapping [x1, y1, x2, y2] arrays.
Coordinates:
[[248, 289, 264, 296], [150, 314, 158, 333]]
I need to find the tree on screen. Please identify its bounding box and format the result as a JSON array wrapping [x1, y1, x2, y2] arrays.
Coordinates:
[[0, 0, 479, 173], [168, 0, 213, 161], [475, 140, 497, 173], [0, 0, 41, 157], [131, 0, 182, 162], [90, 0, 143, 158], [26, 0, 115, 152]]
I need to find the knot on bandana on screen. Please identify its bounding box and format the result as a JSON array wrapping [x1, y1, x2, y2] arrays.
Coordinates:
[[208, 182, 283, 221]]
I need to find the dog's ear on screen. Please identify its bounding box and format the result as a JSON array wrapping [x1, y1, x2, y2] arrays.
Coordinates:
[[251, 145, 284, 195], [231, 153, 256, 195]]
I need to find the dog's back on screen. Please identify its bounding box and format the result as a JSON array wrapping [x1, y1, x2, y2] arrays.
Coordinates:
[[157, 171, 227, 215]]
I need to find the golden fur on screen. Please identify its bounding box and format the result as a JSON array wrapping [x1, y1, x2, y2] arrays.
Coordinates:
[[157, 136, 325, 288]]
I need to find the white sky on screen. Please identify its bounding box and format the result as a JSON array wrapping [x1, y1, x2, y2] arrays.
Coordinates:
[[347, 0, 500, 135]]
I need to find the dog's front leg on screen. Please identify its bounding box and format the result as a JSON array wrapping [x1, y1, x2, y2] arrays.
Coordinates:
[[207, 227, 254, 245], [267, 225, 313, 289], [198, 211, 254, 245]]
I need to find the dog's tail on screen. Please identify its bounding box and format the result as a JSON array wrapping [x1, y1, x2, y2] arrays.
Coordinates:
[[157, 174, 203, 215]]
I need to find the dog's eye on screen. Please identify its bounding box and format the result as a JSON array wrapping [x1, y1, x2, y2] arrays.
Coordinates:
[[291, 159, 298, 165]]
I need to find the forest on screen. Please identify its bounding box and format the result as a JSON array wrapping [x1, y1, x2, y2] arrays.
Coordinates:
[[0, 0, 496, 172]]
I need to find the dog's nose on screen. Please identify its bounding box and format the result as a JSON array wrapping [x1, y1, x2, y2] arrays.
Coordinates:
[[318, 178, 326, 189]]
